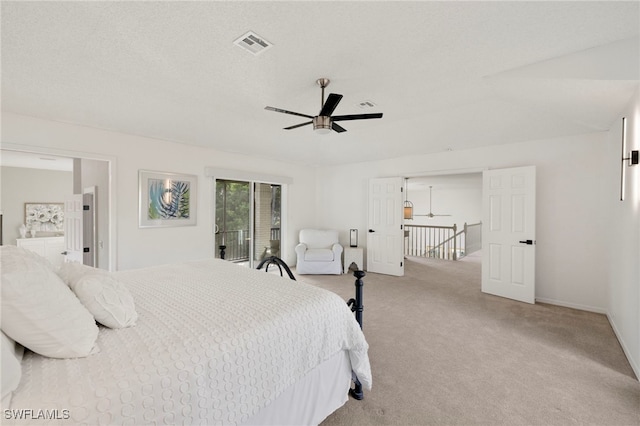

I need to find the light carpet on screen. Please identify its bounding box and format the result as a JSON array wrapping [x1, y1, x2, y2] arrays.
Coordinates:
[[296, 256, 640, 426]]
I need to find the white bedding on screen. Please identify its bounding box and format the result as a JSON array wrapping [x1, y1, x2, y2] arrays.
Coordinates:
[[7, 259, 371, 425]]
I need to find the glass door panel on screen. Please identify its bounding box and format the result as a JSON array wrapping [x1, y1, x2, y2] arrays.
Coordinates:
[[215, 179, 282, 268], [215, 180, 250, 263], [253, 183, 281, 265]]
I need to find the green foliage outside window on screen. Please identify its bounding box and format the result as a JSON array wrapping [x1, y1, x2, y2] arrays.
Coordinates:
[[216, 181, 250, 232]]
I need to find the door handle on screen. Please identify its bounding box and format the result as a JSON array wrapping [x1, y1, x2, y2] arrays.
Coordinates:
[[519, 240, 534, 245], [368, 229, 375, 233], [61, 251, 68, 255]]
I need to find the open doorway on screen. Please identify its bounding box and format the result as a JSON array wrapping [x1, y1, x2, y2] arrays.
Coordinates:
[[404, 172, 483, 262], [0, 148, 114, 270], [403, 167, 537, 306]]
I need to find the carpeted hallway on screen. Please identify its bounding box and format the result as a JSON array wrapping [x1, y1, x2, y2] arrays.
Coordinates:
[[297, 256, 640, 425]]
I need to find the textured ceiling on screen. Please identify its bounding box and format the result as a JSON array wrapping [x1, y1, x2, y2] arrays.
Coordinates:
[[2, 1, 639, 167]]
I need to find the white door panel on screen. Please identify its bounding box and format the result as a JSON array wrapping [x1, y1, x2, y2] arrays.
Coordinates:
[[64, 195, 84, 264], [367, 177, 404, 276], [83, 190, 96, 267], [482, 166, 536, 303]]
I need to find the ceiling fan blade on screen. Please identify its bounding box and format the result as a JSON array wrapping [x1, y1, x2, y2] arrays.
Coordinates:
[[284, 121, 313, 130], [332, 122, 347, 133], [319, 93, 343, 117], [332, 113, 383, 121], [265, 106, 314, 119]]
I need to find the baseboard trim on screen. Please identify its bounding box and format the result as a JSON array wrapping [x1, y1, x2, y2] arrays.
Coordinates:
[[607, 313, 640, 381], [535, 298, 639, 381], [535, 297, 607, 314]]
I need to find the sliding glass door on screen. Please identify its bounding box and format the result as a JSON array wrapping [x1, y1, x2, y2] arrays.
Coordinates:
[[215, 179, 281, 268], [253, 183, 281, 261], [215, 180, 250, 263]]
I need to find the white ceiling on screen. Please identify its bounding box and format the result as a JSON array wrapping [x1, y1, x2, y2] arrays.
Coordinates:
[[2, 1, 638, 167]]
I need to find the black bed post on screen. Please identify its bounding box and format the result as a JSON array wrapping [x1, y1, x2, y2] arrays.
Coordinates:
[[347, 269, 365, 400], [219, 245, 226, 260], [352, 270, 365, 329]]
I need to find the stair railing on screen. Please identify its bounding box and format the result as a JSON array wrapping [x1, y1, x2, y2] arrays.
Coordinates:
[[404, 222, 482, 260]]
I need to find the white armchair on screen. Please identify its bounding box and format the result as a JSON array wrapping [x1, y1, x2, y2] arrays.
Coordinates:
[[295, 229, 343, 275]]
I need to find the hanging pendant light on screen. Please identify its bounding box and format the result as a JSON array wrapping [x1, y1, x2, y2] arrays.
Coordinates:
[[403, 178, 413, 220]]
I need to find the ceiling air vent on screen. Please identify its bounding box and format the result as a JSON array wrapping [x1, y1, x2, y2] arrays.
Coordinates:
[[357, 100, 377, 109], [234, 31, 273, 56]]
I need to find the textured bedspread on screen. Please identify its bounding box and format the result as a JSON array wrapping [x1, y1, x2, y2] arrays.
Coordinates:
[[9, 259, 371, 425]]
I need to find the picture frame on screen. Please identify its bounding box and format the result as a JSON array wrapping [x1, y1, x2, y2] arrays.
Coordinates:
[[24, 203, 64, 232], [139, 170, 197, 228]]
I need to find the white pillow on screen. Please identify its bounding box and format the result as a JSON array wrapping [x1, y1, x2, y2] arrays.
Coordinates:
[[58, 261, 104, 285], [1, 331, 23, 409], [58, 262, 138, 329], [1, 246, 99, 359]]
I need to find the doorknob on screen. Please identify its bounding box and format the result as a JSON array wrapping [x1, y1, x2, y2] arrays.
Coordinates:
[[368, 229, 375, 233], [519, 240, 534, 245], [61, 251, 68, 255]]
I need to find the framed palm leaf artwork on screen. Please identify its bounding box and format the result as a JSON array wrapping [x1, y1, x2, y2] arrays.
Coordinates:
[[139, 170, 197, 228]]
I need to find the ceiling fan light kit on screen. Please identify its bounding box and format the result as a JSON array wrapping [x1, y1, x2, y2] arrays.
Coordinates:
[[265, 78, 383, 134], [313, 116, 332, 134]]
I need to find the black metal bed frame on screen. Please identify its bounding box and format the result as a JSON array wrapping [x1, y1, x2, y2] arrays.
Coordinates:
[[256, 256, 297, 281], [219, 247, 366, 400], [346, 269, 365, 400]]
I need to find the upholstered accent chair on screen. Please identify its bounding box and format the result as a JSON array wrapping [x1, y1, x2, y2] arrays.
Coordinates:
[[295, 229, 343, 275]]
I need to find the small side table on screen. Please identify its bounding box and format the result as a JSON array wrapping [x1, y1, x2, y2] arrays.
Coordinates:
[[343, 247, 364, 273]]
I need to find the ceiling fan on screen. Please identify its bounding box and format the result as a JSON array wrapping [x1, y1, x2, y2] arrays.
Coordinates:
[[264, 78, 383, 134], [415, 186, 452, 218]]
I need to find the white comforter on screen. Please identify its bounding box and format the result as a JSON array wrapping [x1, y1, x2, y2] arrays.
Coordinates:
[[9, 259, 371, 425]]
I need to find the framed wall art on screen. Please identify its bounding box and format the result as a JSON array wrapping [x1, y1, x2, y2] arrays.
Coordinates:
[[24, 203, 64, 232], [139, 170, 197, 228]]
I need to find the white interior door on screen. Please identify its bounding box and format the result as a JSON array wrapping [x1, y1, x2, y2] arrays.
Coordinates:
[[482, 166, 536, 304], [367, 177, 404, 276], [64, 194, 84, 263]]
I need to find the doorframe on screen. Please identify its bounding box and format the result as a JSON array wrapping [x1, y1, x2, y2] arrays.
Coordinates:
[[403, 167, 486, 180], [402, 166, 486, 265], [1, 143, 117, 271]]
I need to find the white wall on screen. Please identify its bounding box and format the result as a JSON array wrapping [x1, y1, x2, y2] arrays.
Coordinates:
[[0, 166, 73, 245], [606, 88, 639, 379], [3, 110, 636, 377], [316, 132, 610, 313], [406, 173, 482, 229], [1, 113, 318, 270]]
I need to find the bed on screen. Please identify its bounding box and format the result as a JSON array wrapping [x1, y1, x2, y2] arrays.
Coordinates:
[[0, 246, 371, 425]]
